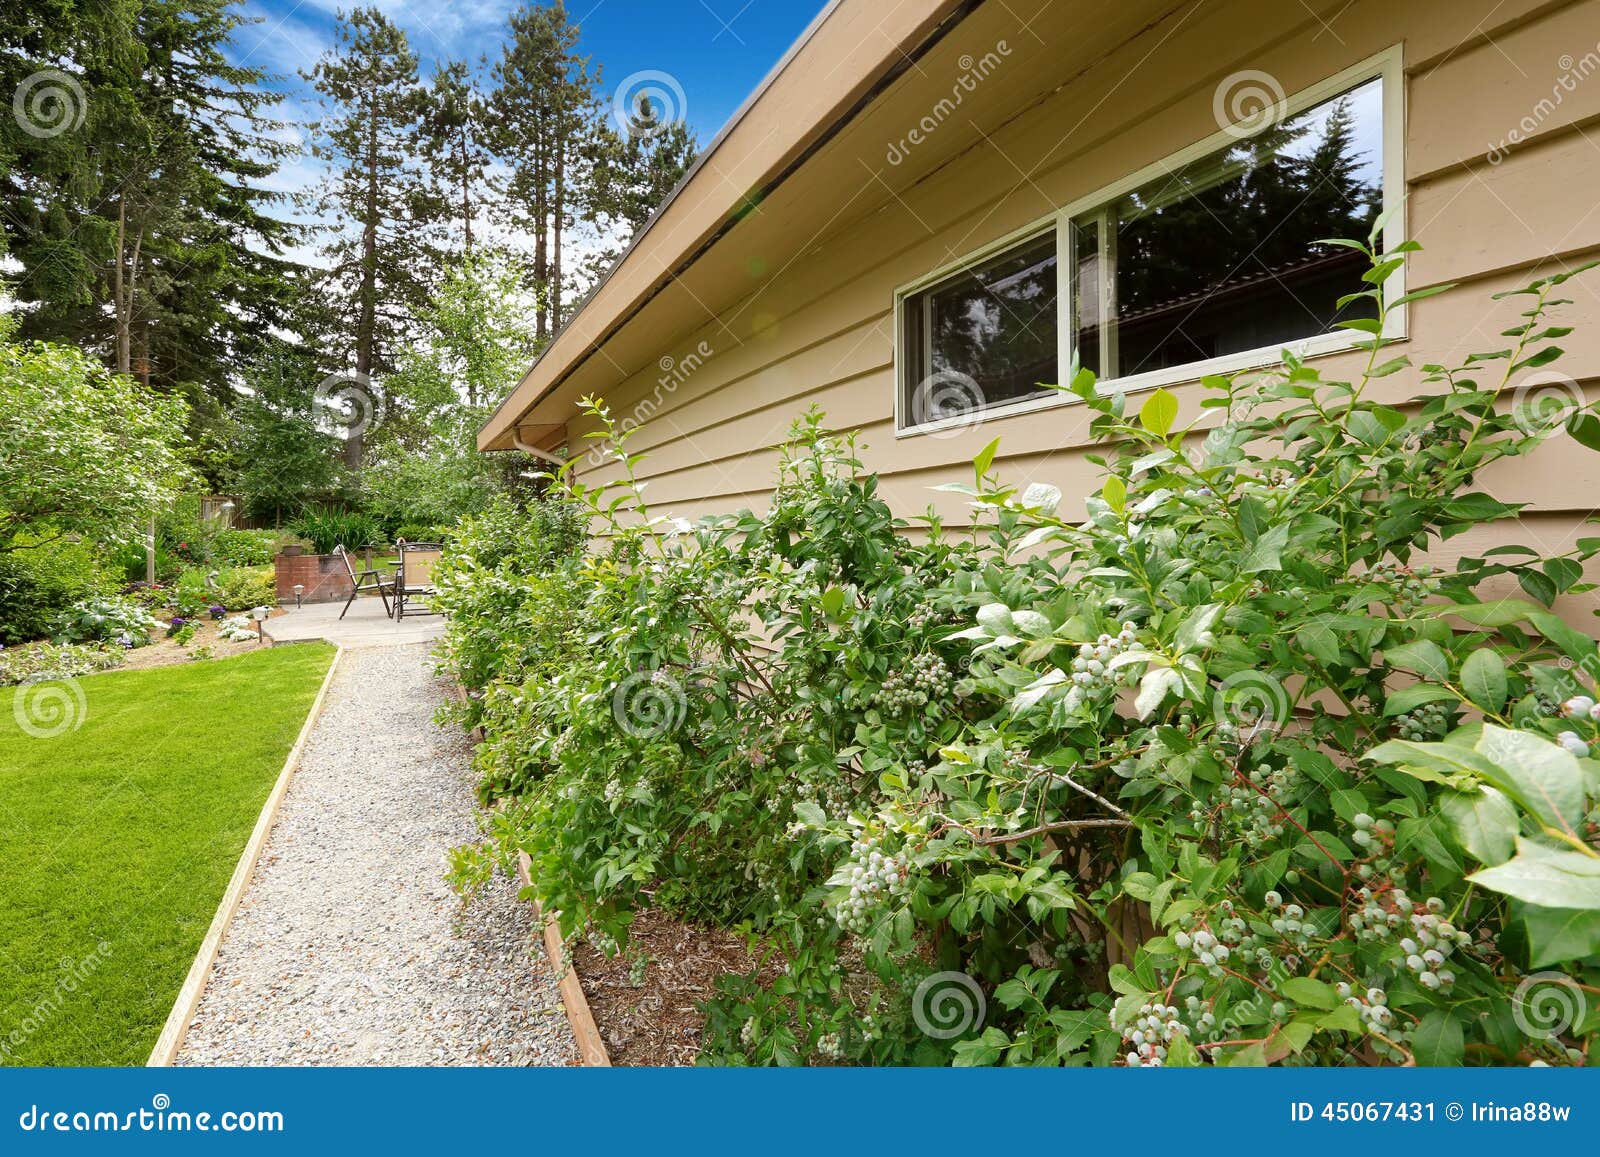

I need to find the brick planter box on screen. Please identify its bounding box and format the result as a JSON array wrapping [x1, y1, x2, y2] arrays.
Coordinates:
[[274, 550, 356, 604]]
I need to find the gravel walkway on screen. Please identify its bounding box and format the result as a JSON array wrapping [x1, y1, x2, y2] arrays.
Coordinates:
[[176, 644, 576, 1066]]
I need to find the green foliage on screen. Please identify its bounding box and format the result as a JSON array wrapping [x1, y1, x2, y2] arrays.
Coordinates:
[[444, 240, 1600, 1067], [209, 567, 277, 612], [53, 595, 165, 648], [0, 328, 193, 553], [0, 640, 124, 686], [0, 533, 116, 645], [291, 506, 384, 555], [211, 529, 282, 568]]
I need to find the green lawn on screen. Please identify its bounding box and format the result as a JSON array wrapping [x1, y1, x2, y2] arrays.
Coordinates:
[[0, 644, 335, 1065]]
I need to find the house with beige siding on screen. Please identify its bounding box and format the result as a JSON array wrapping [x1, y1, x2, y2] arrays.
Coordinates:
[[480, 0, 1600, 609]]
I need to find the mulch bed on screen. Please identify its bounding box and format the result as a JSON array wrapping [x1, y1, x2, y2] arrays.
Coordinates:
[[113, 618, 266, 672], [568, 909, 780, 1066]]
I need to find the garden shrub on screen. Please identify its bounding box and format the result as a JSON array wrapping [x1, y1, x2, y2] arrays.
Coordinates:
[[445, 234, 1600, 1067], [209, 567, 277, 612], [0, 641, 124, 686], [0, 534, 116, 645], [211, 529, 281, 567], [291, 505, 384, 555], [53, 596, 165, 648]]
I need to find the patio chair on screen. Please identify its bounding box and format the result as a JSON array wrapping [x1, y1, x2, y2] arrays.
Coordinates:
[[392, 542, 444, 620], [335, 543, 392, 620]]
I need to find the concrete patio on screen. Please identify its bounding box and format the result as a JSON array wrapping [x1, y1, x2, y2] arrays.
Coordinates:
[[265, 597, 444, 649]]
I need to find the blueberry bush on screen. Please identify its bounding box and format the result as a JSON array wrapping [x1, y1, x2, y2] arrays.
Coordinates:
[[443, 234, 1600, 1066]]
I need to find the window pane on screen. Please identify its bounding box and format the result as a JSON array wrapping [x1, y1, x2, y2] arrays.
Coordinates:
[[1071, 216, 1102, 379], [1096, 77, 1384, 380], [904, 233, 1057, 424]]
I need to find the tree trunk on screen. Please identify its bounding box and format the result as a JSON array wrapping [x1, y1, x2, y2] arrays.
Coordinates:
[[114, 198, 130, 374], [351, 83, 380, 472], [552, 134, 564, 332], [534, 128, 549, 341]]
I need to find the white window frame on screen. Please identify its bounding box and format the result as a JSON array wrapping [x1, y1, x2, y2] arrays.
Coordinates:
[[894, 44, 1406, 438]]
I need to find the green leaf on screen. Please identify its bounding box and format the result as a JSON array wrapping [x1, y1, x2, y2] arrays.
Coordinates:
[[951, 1026, 1008, 1066], [1139, 388, 1179, 438], [1103, 475, 1127, 513], [1522, 906, 1600, 968], [1475, 724, 1586, 829], [1469, 838, 1600, 909], [1384, 640, 1449, 682], [1383, 683, 1459, 716], [1240, 523, 1289, 573], [1440, 599, 1543, 628], [1135, 666, 1183, 720], [1461, 648, 1508, 714], [1279, 976, 1339, 1010], [819, 586, 846, 618], [973, 437, 1001, 480], [1412, 1009, 1465, 1066], [1440, 786, 1518, 865]]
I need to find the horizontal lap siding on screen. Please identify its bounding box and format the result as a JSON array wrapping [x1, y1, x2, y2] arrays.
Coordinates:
[[564, 0, 1600, 601]]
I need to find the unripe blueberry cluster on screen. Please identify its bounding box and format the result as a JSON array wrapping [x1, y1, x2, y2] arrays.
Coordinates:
[[1394, 701, 1451, 741], [1124, 1000, 1188, 1067], [834, 831, 910, 935], [872, 652, 953, 714], [1263, 890, 1317, 952], [1335, 981, 1395, 1033], [907, 603, 947, 631], [1069, 624, 1138, 697], [1349, 810, 1394, 852], [1369, 561, 1439, 614], [816, 1032, 844, 1060], [1172, 903, 1265, 976], [1192, 763, 1300, 846]]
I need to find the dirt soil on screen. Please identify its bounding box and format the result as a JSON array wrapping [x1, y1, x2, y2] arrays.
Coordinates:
[[569, 909, 780, 1066], [113, 616, 270, 672]]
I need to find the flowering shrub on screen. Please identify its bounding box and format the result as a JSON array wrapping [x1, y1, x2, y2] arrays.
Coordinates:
[[444, 235, 1600, 1066]]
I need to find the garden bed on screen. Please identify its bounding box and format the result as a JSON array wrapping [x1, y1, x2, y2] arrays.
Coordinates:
[[115, 617, 268, 672], [569, 910, 778, 1066]]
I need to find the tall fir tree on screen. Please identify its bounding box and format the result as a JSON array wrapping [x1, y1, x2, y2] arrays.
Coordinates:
[[301, 6, 444, 468], [490, 1, 603, 340]]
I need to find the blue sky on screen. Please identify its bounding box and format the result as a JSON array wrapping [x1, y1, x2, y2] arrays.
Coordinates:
[[237, 0, 824, 146]]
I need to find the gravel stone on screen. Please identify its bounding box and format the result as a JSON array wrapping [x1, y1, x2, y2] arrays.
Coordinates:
[[176, 644, 576, 1066]]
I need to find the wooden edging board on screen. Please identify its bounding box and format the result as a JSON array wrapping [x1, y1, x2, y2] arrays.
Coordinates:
[[145, 644, 345, 1066], [516, 852, 612, 1067]]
